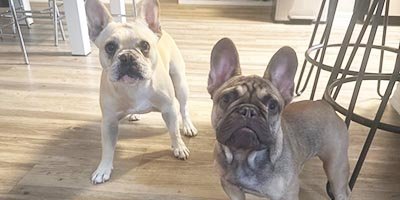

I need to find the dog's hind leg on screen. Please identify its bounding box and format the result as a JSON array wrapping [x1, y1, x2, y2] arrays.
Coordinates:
[[169, 49, 198, 137], [318, 131, 351, 200]]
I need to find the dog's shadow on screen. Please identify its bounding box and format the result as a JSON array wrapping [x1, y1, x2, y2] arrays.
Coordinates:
[[10, 114, 212, 199]]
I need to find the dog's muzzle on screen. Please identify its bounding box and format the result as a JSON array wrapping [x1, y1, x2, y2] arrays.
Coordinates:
[[117, 52, 145, 81], [216, 104, 269, 150]]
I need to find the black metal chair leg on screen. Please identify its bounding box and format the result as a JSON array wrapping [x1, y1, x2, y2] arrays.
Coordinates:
[[297, 28, 329, 97], [309, 0, 338, 100], [344, 0, 385, 126], [329, 0, 380, 100], [295, 0, 327, 96], [377, 0, 390, 98]]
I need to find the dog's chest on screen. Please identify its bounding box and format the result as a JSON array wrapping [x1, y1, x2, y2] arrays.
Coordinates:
[[121, 88, 158, 114], [126, 100, 155, 114], [222, 154, 286, 199]]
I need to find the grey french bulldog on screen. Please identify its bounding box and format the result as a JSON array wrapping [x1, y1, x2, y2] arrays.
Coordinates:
[[85, 0, 197, 184], [208, 38, 350, 200]]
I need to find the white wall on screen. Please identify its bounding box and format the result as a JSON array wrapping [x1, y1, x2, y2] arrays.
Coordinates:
[[390, 84, 400, 115]]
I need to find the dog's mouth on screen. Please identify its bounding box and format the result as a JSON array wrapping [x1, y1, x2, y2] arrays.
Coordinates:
[[224, 126, 261, 150], [115, 63, 147, 84], [118, 74, 139, 84]]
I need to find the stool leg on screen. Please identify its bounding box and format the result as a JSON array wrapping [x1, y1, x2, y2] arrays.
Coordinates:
[[377, 0, 390, 97], [295, 0, 327, 96], [55, 4, 66, 41], [310, 0, 338, 100], [53, 0, 58, 46], [329, 0, 380, 100], [298, 23, 331, 97], [349, 42, 400, 190], [344, 0, 385, 127], [10, 4, 16, 34], [9, 0, 29, 64]]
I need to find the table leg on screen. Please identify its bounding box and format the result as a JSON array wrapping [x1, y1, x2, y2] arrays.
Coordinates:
[[110, 0, 126, 22], [63, 0, 91, 56]]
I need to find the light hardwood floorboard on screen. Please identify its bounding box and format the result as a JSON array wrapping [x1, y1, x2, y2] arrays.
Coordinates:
[[0, 1, 399, 199]]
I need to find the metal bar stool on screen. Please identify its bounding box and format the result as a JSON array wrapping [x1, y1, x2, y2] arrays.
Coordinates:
[[302, 0, 400, 198]]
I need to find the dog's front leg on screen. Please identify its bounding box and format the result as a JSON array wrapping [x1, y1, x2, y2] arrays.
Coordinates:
[[169, 53, 198, 137], [220, 178, 246, 200], [91, 117, 119, 184], [161, 103, 190, 160]]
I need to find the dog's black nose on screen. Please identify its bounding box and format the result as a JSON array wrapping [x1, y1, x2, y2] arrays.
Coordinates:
[[119, 53, 135, 64], [238, 106, 258, 118]]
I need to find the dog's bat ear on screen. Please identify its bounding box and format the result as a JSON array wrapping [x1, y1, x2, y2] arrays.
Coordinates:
[[85, 0, 113, 44], [138, 0, 162, 37], [264, 46, 298, 105], [208, 38, 242, 99]]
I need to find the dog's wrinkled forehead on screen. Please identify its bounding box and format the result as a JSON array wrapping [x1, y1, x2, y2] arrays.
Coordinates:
[[96, 21, 158, 48], [215, 75, 283, 104]]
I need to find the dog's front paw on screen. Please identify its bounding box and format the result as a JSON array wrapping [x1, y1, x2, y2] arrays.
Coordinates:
[[172, 141, 190, 160], [91, 165, 113, 184], [183, 119, 198, 137]]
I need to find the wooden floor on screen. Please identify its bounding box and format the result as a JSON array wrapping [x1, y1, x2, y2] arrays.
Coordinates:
[[0, 1, 400, 199]]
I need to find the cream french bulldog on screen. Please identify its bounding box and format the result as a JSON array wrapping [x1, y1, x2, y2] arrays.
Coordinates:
[[85, 0, 197, 184], [208, 38, 350, 200]]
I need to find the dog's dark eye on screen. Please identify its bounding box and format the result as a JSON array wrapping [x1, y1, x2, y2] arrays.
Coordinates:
[[105, 42, 118, 55], [222, 94, 230, 104], [220, 91, 237, 106], [261, 95, 271, 106], [268, 100, 279, 112], [139, 41, 150, 55]]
